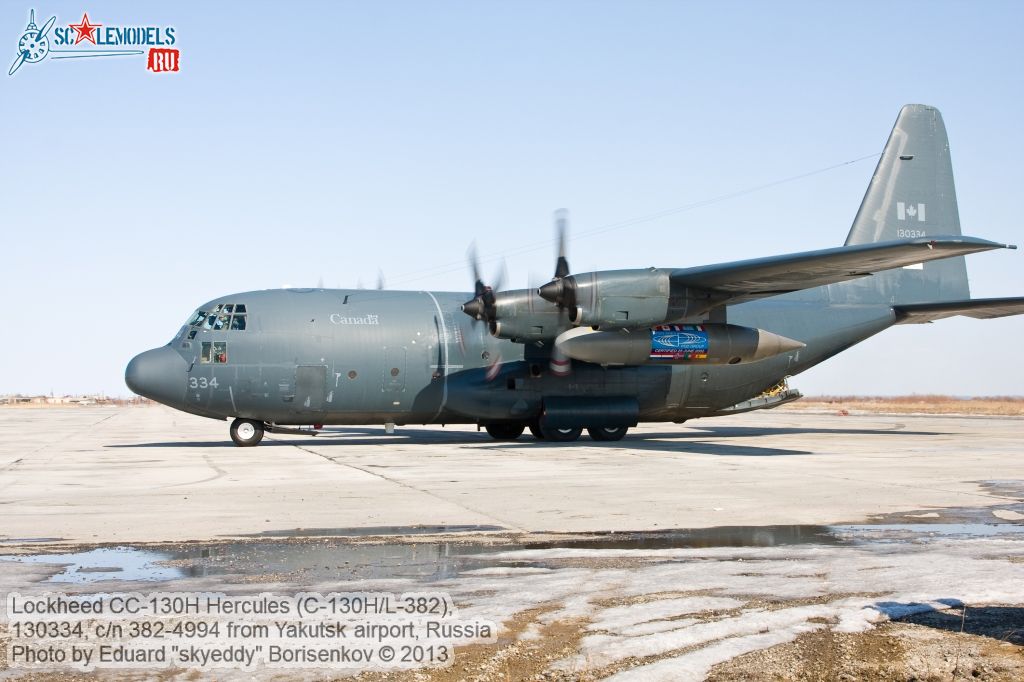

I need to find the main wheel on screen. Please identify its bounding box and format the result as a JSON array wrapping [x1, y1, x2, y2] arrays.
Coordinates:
[[230, 418, 264, 447], [485, 423, 525, 440], [528, 420, 545, 439], [540, 425, 583, 442], [587, 426, 628, 441]]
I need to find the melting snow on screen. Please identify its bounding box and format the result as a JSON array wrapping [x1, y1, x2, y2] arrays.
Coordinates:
[[441, 534, 1024, 679]]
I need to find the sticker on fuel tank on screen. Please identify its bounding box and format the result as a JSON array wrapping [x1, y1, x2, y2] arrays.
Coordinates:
[[650, 324, 709, 360]]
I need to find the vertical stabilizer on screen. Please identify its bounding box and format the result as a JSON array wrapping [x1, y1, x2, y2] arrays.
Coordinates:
[[840, 104, 970, 303]]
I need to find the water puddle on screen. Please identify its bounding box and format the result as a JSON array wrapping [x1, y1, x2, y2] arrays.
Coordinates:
[[0, 547, 184, 583], [243, 524, 507, 538], [835, 523, 1024, 542], [522, 525, 841, 550], [2, 521, 1022, 587]]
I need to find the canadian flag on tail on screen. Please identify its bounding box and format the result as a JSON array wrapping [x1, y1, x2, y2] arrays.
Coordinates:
[[897, 201, 926, 222]]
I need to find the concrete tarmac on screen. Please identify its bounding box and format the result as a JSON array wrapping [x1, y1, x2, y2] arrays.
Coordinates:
[[1, 406, 1021, 544]]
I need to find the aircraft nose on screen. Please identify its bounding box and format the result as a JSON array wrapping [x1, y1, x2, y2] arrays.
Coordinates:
[[125, 346, 187, 407]]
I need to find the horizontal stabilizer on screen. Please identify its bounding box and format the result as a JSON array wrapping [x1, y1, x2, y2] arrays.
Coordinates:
[[894, 297, 1024, 324], [670, 236, 1014, 304]]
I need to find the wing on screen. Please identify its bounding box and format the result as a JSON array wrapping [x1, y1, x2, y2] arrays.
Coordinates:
[[894, 297, 1024, 324], [670, 236, 1014, 304]]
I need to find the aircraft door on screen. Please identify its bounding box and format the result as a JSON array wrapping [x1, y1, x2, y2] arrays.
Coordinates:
[[382, 347, 407, 393], [295, 365, 327, 411]]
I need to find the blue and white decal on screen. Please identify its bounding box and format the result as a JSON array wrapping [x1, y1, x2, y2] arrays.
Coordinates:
[[650, 325, 709, 360]]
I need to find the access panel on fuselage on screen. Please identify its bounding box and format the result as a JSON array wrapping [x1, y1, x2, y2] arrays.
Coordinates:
[[295, 365, 327, 411]]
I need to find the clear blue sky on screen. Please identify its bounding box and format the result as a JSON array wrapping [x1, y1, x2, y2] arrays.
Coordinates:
[[3, 1, 1022, 396]]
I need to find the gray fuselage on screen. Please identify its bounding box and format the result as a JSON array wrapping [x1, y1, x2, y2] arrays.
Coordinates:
[[126, 284, 891, 427]]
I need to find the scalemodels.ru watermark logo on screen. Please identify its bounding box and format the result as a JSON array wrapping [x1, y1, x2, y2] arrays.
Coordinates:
[[9, 8, 179, 76]]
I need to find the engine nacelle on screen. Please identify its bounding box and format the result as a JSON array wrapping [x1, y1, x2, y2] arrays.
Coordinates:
[[488, 288, 568, 342], [565, 269, 671, 330]]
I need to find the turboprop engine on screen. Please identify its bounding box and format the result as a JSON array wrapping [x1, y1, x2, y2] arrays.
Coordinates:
[[554, 324, 805, 366], [486, 289, 567, 342], [539, 268, 674, 329]]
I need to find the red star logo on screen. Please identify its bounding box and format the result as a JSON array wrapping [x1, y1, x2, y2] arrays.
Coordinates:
[[68, 12, 102, 45]]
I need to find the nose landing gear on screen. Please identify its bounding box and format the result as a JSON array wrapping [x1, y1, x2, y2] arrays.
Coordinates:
[[230, 418, 265, 447]]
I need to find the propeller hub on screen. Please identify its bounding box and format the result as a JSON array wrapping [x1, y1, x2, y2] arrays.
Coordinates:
[[461, 298, 485, 320], [538, 279, 563, 304]]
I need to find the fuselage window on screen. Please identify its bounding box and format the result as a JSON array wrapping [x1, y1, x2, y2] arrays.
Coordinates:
[[234, 304, 246, 314], [230, 315, 246, 330], [203, 315, 216, 330], [214, 313, 230, 331], [188, 311, 207, 327], [213, 342, 227, 363], [188, 330, 197, 340], [200, 342, 212, 363]]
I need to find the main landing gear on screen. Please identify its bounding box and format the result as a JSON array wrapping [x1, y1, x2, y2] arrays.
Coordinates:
[[230, 418, 264, 447], [484, 423, 525, 440], [587, 426, 628, 441], [484, 421, 628, 443]]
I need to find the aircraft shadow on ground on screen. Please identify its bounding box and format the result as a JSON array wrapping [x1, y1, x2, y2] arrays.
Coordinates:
[[882, 602, 1024, 645], [106, 422, 944, 456], [684, 425, 943, 438], [109, 430, 806, 456]]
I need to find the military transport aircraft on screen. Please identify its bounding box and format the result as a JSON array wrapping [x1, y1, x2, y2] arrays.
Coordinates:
[[126, 104, 1024, 446]]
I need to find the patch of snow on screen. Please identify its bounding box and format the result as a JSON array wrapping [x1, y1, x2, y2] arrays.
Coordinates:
[[556, 605, 835, 670], [587, 597, 744, 632], [604, 623, 826, 682]]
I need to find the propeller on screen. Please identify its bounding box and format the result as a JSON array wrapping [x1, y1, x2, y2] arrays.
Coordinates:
[[37, 15, 57, 42], [460, 243, 505, 325], [9, 51, 28, 76], [376, 269, 386, 290], [538, 208, 577, 316], [9, 14, 56, 76]]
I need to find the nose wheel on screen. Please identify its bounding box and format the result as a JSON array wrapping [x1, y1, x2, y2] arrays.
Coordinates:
[[230, 418, 265, 447]]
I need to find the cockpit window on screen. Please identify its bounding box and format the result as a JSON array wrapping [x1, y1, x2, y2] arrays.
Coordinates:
[[199, 341, 227, 363], [190, 304, 248, 333]]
